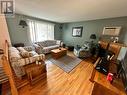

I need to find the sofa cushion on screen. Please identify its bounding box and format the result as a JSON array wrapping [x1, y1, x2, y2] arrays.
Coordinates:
[[9, 47, 19, 53], [45, 40, 56, 46], [20, 51, 30, 58], [43, 45, 59, 50], [29, 51, 38, 56], [17, 47, 26, 52], [56, 40, 61, 45], [49, 45, 59, 49], [23, 46, 34, 51], [17, 47, 33, 58], [33, 44, 40, 49], [42, 45, 59, 54], [20, 50, 38, 58], [9, 47, 21, 62], [10, 52, 21, 62], [37, 41, 47, 47]]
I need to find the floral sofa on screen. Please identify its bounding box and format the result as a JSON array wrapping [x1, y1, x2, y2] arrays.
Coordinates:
[[9, 46, 45, 78], [33, 40, 62, 54]]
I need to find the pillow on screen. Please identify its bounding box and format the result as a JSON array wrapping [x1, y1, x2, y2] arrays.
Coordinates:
[[46, 40, 56, 46], [29, 51, 38, 57], [37, 41, 47, 47], [9, 52, 22, 62], [20, 50, 38, 58], [23, 46, 34, 51], [17, 47, 26, 52], [9, 47, 19, 53], [33, 44, 40, 49], [20, 51, 30, 58], [56, 40, 61, 45], [17, 47, 29, 58], [17, 47, 39, 58], [37, 43, 44, 48]]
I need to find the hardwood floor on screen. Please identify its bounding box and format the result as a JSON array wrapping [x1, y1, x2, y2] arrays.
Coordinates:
[[19, 60, 94, 95], [18, 56, 126, 95]]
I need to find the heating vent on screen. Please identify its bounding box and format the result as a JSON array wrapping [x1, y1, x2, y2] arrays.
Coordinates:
[[102, 27, 121, 36]]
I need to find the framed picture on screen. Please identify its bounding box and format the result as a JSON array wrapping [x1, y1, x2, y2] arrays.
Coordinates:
[[72, 27, 83, 37]]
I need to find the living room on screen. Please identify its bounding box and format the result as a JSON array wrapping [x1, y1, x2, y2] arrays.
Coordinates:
[[0, 0, 127, 95]]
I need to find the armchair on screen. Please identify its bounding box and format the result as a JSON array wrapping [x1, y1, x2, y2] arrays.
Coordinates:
[[74, 42, 92, 58], [74, 41, 99, 58]]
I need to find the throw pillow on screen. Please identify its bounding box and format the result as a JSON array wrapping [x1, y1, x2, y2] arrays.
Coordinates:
[[20, 51, 30, 58], [17, 47, 26, 52], [23, 46, 34, 51], [29, 51, 38, 57], [17, 47, 30, 58], [9, 52, 22, 62], [37, 43, 44, 49]]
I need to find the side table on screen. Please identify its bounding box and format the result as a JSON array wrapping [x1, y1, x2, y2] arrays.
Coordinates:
[[67, 46, 74, 51], [24, 61, 46, 85]]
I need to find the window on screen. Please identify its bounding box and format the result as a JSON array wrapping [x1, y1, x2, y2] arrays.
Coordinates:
[[28, 19, 55, 43]]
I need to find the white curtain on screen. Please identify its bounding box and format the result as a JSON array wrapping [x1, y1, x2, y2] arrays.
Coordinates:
[[28, 19, 55, 43]]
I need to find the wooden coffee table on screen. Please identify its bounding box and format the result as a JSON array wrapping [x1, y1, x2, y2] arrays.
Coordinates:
[[51, 48, 67, 59]]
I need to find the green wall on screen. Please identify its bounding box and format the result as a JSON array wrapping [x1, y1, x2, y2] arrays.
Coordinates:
[[6, 14, 127, 47], [62, 16, 127, 46], [6, 14, 62, 46]]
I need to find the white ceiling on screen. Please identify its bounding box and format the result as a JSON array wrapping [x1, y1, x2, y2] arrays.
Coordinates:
[[15, 0, 127, 23]]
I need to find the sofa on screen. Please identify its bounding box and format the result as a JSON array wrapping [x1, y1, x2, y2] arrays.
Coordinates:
[[33, 40, 62, 54], [9, 46, 45, 78]]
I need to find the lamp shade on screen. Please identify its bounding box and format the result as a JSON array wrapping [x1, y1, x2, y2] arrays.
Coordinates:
[[19, 20, 27, 28], [90, 34, 96, 39]]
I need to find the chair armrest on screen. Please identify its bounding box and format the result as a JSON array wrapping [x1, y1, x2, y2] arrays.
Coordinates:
[[33, 44, 41, 49]]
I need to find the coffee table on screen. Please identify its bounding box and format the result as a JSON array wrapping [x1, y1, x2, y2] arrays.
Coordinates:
[[51, 48, 67, 59]]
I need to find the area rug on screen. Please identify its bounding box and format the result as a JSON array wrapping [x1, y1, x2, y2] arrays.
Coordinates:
[[49, 55, 82, 73], [91, 82, 118, 95]]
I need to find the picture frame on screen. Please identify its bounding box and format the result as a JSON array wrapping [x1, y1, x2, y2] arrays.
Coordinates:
[[72, 26, 83, 37]]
